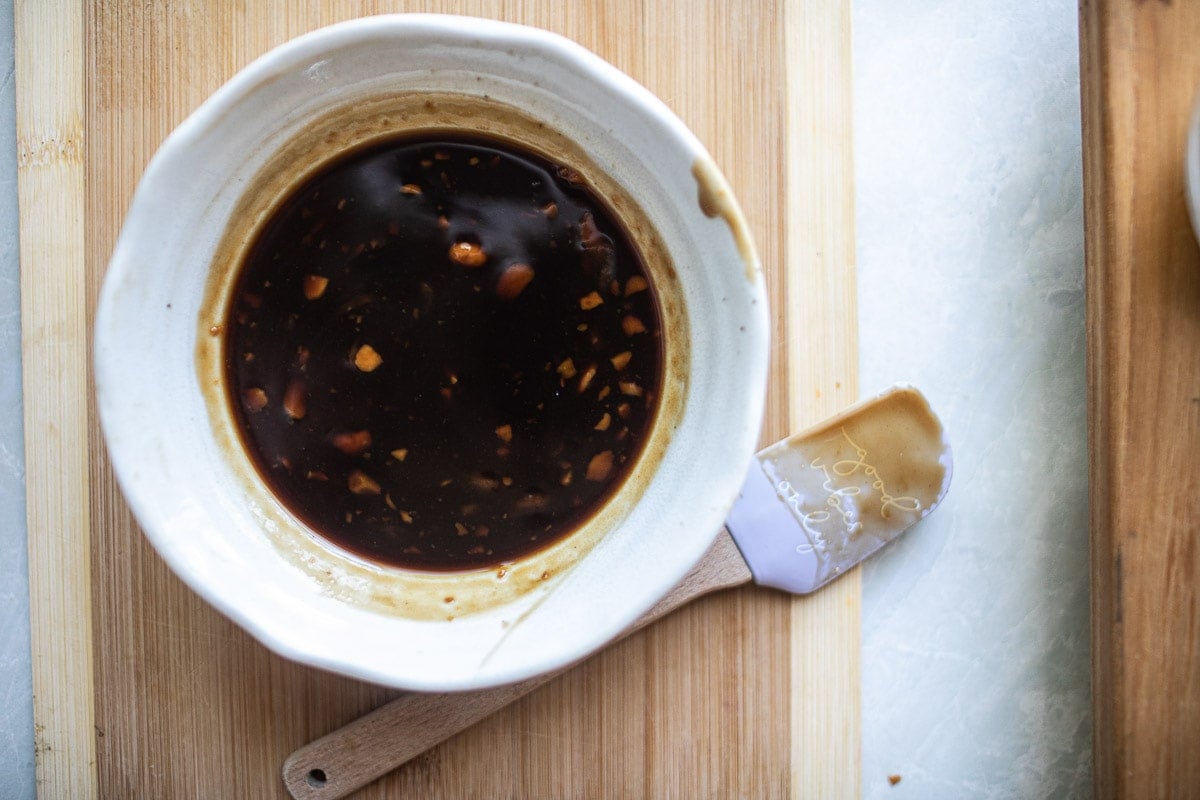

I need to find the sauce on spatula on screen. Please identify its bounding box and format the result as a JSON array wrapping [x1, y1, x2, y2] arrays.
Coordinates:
[[726, 385, 952, 594]]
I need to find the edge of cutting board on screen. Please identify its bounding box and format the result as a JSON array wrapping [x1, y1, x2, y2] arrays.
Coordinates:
[[15, 1, 100, 796], [1080, 0, 1200, 795], [785, 1, 861, 797]]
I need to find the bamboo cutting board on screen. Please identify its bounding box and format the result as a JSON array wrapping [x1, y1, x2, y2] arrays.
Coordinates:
[[1080, 1, 1200, 797], [18, 1, 858, 797]]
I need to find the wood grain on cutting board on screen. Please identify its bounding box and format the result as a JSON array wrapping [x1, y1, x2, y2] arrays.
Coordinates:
[[1080, 1, 1200, 797], [19, 1, 859, 796], [15, 2, 98, 797]]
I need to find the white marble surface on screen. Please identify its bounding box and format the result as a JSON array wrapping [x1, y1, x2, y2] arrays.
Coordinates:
[[0, 2, 1088, 797], [855, 1, 1090, 797]]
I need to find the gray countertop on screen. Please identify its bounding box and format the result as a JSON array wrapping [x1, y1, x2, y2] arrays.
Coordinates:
[[0, 1, 33, 797], [0, 2, 1089, 797]]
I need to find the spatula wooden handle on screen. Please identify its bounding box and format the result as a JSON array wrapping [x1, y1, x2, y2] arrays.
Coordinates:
[[282, 529, 752, 800]]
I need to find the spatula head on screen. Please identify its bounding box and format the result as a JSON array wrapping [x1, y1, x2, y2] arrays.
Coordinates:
[[725, 385, 952, 595]]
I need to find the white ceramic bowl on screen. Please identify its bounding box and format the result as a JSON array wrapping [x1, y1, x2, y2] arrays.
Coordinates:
[[95, 14, 768, 691]]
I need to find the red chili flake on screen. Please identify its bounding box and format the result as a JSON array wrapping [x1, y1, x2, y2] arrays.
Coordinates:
[[586, 451, 614, 482], [302, 275, 328, 300], [496, 263, 535, 300], [449, 241, 487, 267], [242, 387, 268, 412], [331, 429, 371, 455], [347, 470, 381, 495]]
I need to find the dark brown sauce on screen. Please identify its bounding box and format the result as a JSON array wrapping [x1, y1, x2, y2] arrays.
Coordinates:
[[224, 135, 663, 571]]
